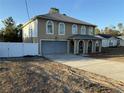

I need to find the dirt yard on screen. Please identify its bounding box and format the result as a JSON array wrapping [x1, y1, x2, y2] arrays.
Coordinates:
[[0, 57, 124, 93], [90, 47, 124, 62]]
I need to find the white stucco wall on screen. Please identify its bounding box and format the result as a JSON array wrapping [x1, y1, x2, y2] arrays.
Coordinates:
[[96, 35, 118, 47], [117, 36, 124, 46], [23, 19, 38, 39], [120, 40, 124, 46], [110, 38, 118, 46], [102, 38, 118, 47], [102, 39, 109, 47]]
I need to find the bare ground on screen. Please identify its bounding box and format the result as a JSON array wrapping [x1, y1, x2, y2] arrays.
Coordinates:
[[0, 57, 124, 93], [89, 47, 124, 62]]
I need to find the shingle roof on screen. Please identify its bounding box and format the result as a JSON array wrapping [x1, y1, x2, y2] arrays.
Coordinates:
[[97, 34, 112, 38], [68, 34, 101, 40], [35, 13, 96, 26]]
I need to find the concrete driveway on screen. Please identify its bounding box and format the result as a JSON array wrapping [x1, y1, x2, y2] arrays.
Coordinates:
[[46, 54, 124, 82]]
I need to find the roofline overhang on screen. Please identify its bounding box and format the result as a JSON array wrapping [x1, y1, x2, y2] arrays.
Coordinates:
[[22, 17, 37, 28], [68, 38, 102, 40], [22, 16, 97, 28], [37, 16, 97, 27]]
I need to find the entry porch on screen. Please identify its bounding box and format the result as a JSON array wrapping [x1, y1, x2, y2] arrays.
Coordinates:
[[67, 35, 102, 54]]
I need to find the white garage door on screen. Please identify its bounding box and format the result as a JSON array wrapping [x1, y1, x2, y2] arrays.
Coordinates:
[[41, 41, 67, 55]]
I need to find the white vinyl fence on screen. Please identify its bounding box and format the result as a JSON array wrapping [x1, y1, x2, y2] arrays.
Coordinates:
[[0, 43, 38, 57]]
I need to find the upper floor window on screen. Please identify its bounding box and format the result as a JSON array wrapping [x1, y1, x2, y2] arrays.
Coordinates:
[[88, 27, 94, 35], [46, 20, 54, 34], [72, 24, 78, 34], [58, 22, 65, 35], [81, 26, 86, 35]]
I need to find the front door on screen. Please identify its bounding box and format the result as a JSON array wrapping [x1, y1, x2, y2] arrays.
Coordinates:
[[79, 41, 84, 54], [70, 40, 74, 54], [88, 41, 92, 53]]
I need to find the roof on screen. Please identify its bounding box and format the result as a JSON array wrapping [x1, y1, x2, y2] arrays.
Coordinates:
[[117, 36, 124, 40], [97, 34, 113, 38], [96, 34, 121, 40], [23, 13, 96, 27], [68, 34, 101, 40]]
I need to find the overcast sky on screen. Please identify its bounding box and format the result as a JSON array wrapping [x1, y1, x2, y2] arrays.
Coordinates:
[[0, 0, 124, 29]]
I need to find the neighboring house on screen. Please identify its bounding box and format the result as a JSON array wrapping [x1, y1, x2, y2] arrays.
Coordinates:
[[96, 34, 119, 47], [22, 8, 102, 56], [118, 36, 124, 46]]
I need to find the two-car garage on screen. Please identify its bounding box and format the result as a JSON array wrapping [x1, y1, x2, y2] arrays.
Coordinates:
[[41, 41, 67, 55]]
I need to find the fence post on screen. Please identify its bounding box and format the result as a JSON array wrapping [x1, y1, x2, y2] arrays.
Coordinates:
[[22, 43, 24, 56], [8, 43, 9, 57]]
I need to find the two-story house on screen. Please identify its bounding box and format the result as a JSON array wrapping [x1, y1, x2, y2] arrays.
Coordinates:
[[22, 8, 102, 56]]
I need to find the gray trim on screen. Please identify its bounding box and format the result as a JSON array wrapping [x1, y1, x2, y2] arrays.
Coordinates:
[[46, 20, 54, 34], [68, 34, 101, 40]]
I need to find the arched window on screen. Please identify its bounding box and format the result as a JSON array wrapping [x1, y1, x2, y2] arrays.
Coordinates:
[[46, 20, 54, 34], [72, 24, 78, 34], [58, 22, 65, 35], [88, 27, 94, 35], [81, 26, 86, 35]]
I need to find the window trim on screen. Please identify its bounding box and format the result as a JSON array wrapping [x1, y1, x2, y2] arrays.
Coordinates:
[[46, 20, 54, 34], [88, 27, 94, 35], [72, 24, 78, 34], [58, 22, 65, 35], [81, 26, 86, 35]]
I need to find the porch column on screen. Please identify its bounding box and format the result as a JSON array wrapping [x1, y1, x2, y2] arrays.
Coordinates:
[[99, 40, 102, 52], [92, 41, 96, 53], [85, 40, 88, 54], [67, 40, 70, 54], [74, 40, 78, 54], [77, 40, 80, 54], [83, 40, 86, 54]]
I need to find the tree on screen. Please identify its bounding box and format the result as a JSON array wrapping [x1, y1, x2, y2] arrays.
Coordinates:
[[117, 23, 123, 33], [0, 30, 4, 41], [15, 24, 23, 42], [2, 17, 15, 28], [0, 17, 22, 42], [104, 27, 110, 34], [103, 27, 120, 36], [95, 28, 100, 35]]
